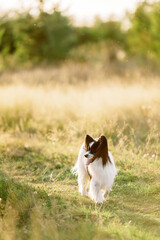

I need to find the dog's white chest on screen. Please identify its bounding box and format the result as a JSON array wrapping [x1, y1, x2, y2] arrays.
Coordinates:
[[88, 154, 117, 190]]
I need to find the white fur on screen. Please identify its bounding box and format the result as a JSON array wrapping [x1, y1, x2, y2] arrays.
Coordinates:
[[89, 141, 95, 148], [72, 142, 117, 204]]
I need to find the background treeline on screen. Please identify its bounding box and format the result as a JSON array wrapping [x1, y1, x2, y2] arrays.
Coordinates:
[[0, 0, 160, 69]]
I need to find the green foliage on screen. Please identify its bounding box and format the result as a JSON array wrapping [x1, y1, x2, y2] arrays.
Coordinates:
[[37, 10, 77, 61], [93, 18, 125, 44], [126, 1, 160, 62], [0, 1, 160, 68], [0, 17, 16, 57], [0, 8, 77, 64], [93, 19, 126, 61]]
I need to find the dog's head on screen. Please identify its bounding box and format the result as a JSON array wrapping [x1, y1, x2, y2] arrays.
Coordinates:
[[84, 134, 110, 166]]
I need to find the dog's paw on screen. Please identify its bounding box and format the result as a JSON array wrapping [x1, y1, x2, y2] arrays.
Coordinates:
[[79, 189, 88, 196], [95, 200, 103, 204]]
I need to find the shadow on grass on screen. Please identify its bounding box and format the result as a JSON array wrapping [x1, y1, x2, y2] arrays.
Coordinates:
[[0, 168, 160, 240], [0, 171, 97, 240]]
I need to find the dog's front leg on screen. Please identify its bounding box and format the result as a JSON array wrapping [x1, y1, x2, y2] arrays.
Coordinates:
[[89, 179, 102, 204], [78, 175, 88, 196]]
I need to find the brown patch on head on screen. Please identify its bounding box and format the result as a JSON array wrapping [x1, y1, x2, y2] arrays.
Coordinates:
[[90, 141, 99, 153], [84, 134, 95, 151], [89, 135, 111, 166]]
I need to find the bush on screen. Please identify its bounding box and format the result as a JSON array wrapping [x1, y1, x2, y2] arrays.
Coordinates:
[[126, 1, 160, 62], [0, 1, 160, 68]]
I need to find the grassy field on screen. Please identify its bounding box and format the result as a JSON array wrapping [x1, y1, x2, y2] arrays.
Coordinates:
[[0, 64, 160, 240]]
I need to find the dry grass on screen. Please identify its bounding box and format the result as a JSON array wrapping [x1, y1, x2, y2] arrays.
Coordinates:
[[0, 64, 160, 240]]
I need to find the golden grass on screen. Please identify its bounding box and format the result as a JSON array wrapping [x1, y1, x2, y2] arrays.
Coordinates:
[[0, 81, 160, 123], [0, 65, 160, 240]]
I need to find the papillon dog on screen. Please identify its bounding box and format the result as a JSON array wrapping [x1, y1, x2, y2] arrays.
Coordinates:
[[72, 134, 117, 204]]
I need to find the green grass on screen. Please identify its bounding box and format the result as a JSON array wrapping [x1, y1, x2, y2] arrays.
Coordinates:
[[0, 67, 160, 239]]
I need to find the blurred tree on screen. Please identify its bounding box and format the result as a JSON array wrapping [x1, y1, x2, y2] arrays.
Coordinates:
[[75, 17, 126, 62], [0, 17, 16, 57], [36, 8, 77, 61], [93, 18, 126, 61], [12, 13, 36, 62], [0, 7, 77, 64], [126, 1, 160, 62], [75, 26, 97, 45], [0, 0, 160, 68]]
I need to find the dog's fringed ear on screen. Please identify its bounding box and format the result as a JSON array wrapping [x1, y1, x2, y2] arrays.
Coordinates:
[[95, 135, 108, 155], [90, 135, 110, 166], [98, 135, 108, 151], [99, 135, 111, 164], [84, 134, 94, 151]]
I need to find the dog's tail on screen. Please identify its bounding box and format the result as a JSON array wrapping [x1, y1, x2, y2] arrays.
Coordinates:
[[71, 162, 78, 176]]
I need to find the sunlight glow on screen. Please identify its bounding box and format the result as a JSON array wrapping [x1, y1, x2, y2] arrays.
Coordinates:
[[0, 0, 143, 24]]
